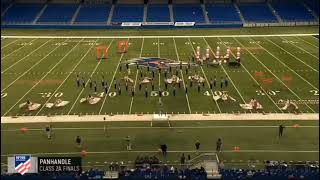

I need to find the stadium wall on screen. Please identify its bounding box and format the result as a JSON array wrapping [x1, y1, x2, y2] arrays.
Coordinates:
[[0, 23, 243, 29]]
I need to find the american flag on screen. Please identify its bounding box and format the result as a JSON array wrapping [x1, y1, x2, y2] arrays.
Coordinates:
[[15, 155, 32, 175]]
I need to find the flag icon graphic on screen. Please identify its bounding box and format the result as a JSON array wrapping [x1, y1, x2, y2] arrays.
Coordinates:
[[15, 155, 32, 175]]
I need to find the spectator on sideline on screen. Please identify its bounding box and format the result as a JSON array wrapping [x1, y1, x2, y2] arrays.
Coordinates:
[[45, 125, 52, 139], [180, 153, 185, 166], [161, 144, 167, 157], [195, 140, 200, 153], [279, 124, 285, 137], [76, 136, 82, 148], [216, 138, 222, 153]]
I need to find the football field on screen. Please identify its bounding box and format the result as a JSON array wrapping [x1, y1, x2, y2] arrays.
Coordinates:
[[1, 32, 319, 116], [1, 27, 319, 170]]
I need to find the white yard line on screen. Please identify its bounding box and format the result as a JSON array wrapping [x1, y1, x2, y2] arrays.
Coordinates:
[[98, 39, 130, 115], [1, 39, 69, 93], [212, 37, 283, 112], [2, 125, 318, 131], [1, 150, 318, 156], [1, 39, 19, 49], [1, 38, 37, 60], [279, 37, 319, 60], [187, 37, 222, 113], [35, 39, 99, 116], [2, 113, 319, 123], [233, 37, 316, 113], [2, 39, 84, 117], [1, 38, 53, 73], [67, 39, 114, 115], [157, 37, 160, 57], [203, 38, 247, 104], [266, 37, 319, 69], [173, 38, 192, 114], [260, 37, 319, 90], [129, 38, 144, 114], [1, 33, 319, 39], [295, 36, 319, 48]]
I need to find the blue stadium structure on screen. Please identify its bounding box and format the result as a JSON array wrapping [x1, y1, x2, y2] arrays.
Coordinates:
[[1, 0, 318, 28], [206, 3, 241, 23], [112, 4, 144, 23], [173, 4, 204, 23], [271, 0, 315, 21], [2, 3, 44, 24], [147, 4, 170, 22], [38, 3, 78, 23], [238, 3, 278, 23], [75, 4, 111, 23]]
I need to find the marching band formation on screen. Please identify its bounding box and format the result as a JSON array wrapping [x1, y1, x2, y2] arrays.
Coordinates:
[[18, 45, 299, 113]]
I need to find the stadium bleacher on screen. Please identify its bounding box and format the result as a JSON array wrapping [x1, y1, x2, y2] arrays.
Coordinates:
[[1, 162, 319, 180], [75, 4, 110, 23], [271, 0, 316, 22], [147, 4, 170, 22], [37, 3, 78, 23], [112, 4, 144, 23], [205, 3, 241, 23], [173, 4, 204, 23], [2, 3, 44, 24], [1, 0, 319, 26], [238, 3, 277, 23], [304, 0, 319, 15]]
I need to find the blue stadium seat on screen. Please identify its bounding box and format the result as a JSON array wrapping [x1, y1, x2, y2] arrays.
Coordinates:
[[147, 4, 170, 22], [304, 0, 319, 15], [271, 0, 315, 21], [38, 4, 78, 23], [1, 2, 10, 12], [239, 3, 277, 22], [112, 4, 144, 23], [173, 4, 204, 23], [2, 3, 43, 24], [206, 3, 241, 23], [75, 4, 110, 23]]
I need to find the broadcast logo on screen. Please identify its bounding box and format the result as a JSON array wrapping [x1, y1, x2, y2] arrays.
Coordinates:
[[15, 155, 32, 175]]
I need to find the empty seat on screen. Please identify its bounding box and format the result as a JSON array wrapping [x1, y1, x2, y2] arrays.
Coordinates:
[[75, 4, 110, 23], [272, 0, 315, 21], [2, 3, 43, 23], [112, 4, 143, 23], [38, 4, 78, 23], [239, 3, 277, 22], [147, 4, 170, 22], [173, 4, 204, 23], [206, 3, 241, 23]]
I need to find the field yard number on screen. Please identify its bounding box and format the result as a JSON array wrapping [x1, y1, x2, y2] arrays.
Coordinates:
[[150, 91, 169, 97], [87, 42, 99, 46], [249, 41, 261, 44], [185, 42, 198, 45], [282, 40, 298, 44], [39, 92, 64, 98], [310, 90, 319, 96], [217, 41, 232, 45], [152, 42, 165, 45], [19, 42, 33, 46], [204, 90, 227, 96], [1, 93, 8, 98], [54, 42, 68, 46], [256, 90, 280, 96]]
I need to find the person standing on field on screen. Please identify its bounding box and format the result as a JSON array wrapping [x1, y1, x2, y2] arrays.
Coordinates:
[[216, 138, 222, 153], [279, 124, 285, 137]]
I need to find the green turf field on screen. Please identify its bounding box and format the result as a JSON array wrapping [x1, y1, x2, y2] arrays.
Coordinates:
[[1, 120, 319, 169], [1, 27, 319, 115], [1, 27, 319, 170]]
